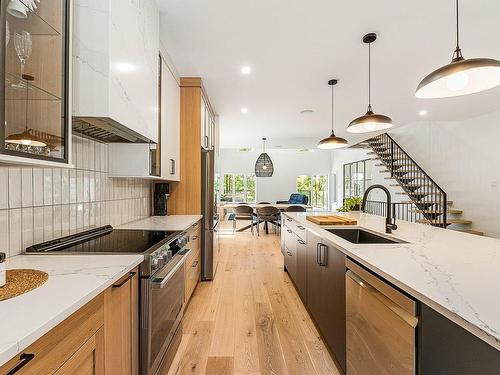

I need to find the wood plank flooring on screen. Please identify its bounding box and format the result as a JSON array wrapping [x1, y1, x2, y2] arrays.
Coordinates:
[[167, 222, 341, 375]]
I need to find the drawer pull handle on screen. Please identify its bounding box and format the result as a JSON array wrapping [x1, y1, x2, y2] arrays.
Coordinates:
[[112, 272, 136, 288], [192, 260, 199, 267], [286, 218, 292, 222], [7, 353, 35, 375], [297, 240, 306, 245], [287, 229, 292, 233], [286, 251, 292, 256], [191, 236, 198, 240], [297, 225, 305, 230]]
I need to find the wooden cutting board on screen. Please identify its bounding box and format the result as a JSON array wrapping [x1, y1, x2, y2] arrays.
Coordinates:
[[306, 215, 357, 226]]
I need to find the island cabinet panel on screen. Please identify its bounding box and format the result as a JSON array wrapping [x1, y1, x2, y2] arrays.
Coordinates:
[[306, 230, 347, 373], [0, 294, 105, 375], [104, 269, 139, 375], [419, 303, 500, 375], [294, 235, 307, 300], [284, 232, 297, 282]]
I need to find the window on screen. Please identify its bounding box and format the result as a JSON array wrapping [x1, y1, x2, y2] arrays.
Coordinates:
[[343, 159, 373, 199], [296, 175, 329, 210], [220, 173, 256, 203]]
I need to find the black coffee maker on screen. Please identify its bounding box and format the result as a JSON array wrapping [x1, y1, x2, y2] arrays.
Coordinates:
[[153, 183, 169, 216]]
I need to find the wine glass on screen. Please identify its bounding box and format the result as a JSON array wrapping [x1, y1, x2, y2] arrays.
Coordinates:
[[14, 30, 32, 78]]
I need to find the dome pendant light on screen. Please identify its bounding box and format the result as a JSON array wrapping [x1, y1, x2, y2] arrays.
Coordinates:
[[255, 138, 274, 177], [347, 33, 394, 134], [416, 0, 500, 98], [318, 79, 348, 149]]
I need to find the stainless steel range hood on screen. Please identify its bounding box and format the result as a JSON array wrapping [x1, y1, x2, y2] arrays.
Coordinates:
[[72, 117, 154, 143]]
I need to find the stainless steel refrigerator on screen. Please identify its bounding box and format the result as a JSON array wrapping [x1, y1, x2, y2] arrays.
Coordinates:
[[201, 149, 219, 280]]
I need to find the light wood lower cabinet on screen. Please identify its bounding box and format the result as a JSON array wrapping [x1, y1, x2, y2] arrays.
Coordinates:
[[0, 268, 139, 375], [104, 270, 139, 375], [185, 222, 201, 303]]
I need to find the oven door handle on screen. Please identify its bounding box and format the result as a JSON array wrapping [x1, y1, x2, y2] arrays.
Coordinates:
[[152, 250, 190, 289]]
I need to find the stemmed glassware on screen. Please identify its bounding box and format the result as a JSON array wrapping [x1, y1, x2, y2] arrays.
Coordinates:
[[14, 30, 32, 79]]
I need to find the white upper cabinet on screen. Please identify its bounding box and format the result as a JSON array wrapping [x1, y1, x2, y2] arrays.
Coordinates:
[[160, 57, 180, 181], [72, 0, 160, 143]]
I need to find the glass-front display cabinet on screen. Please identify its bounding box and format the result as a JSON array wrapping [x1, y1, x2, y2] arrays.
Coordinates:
[[0, 0, 69, 162]]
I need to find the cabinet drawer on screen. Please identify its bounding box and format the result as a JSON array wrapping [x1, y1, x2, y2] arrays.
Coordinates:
[[185, 249, 201, 302], [0, 294, 104, 375], [284, 237, 297, 281], [283, 216, 306, 241]]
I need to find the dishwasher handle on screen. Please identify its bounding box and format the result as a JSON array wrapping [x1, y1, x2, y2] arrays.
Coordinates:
[[346, 270, 418, 328]]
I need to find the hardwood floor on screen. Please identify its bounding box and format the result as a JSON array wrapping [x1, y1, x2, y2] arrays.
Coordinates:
[[167, 222, 341, 375]]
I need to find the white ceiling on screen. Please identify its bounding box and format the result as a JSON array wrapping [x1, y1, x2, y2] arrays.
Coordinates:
[[158, 0, 500, 149]]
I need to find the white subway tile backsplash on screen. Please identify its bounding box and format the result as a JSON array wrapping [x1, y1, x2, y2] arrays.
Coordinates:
[[53, 168, 62, 205], [0, 168, 8, 209], [21, 168, 33, 207], [33, 207, 44, 243], [43, 168, 53, 206], [22, 207, 34, 250], [0, 135, 151, 258], [8, 168, 22, 209], [33, 168, 44, 206], [43, 206, 53, 241], [61, 168, 69, 204], [9, 209, 22, 256], [0, 210, 9, 256]]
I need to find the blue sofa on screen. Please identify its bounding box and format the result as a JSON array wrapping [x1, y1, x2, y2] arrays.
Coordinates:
[[276, 193, 309, 205]]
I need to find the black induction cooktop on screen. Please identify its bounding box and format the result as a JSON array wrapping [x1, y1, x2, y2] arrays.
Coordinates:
[[25, 225, 180, 254]]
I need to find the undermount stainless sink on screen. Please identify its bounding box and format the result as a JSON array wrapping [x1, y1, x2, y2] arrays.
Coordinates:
[[326, 228, 405, 244]]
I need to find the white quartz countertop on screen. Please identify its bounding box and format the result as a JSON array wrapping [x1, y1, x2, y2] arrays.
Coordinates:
[[284, 211, 500, 351], [117, 215, 203, 232], [0, 254, 144, 367]]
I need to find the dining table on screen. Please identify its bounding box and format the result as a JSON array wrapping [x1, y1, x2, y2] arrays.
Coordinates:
[[221, 203, 312, 232]]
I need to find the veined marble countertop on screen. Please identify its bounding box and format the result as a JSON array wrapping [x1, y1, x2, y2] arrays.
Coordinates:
[[284, 211, 500, 351], [0, 254, 143, 367], [117, 215, 203, 232]]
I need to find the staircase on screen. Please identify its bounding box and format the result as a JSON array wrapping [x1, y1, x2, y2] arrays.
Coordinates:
[[364, 133, 483, 235]]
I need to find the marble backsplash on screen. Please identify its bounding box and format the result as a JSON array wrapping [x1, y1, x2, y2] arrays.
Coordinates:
[[0, 135, 152, 258]]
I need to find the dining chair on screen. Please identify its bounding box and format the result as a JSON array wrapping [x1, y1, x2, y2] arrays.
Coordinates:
[[285, 205, 306, 212], [256, 206, 281, 235], [258, 201, 270, 204], [233, 205, 257, 234]]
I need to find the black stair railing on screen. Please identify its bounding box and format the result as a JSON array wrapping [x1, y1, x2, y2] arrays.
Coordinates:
[[367, 133, 447, 228]]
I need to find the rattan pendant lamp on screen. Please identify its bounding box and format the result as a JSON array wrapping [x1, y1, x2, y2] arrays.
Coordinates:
[[416, 0, 500, 98], [255, 138, 273, 177], [347, 33, 394, 134], [317, 79, 348, 149]]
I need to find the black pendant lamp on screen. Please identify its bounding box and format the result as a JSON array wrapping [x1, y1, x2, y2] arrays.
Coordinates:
[[416, 0, 500, 98], [318, 79, 348, 149], [347, 33, 394, 134], [255, 138, 273, 177]]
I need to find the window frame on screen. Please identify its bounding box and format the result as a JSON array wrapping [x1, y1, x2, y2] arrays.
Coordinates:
[[220, 173, 257, 203], [296, 174, 329, 210], [342, 159, 372, 200]]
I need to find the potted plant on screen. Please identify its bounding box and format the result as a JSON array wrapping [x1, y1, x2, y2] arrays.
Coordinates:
[[338, 197, 363, 212]]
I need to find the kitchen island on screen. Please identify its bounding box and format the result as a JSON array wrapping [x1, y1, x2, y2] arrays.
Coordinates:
[[282, 211, 500, 374]]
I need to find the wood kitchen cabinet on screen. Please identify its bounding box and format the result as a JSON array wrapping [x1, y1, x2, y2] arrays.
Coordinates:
[[185, 221, 201, 302], [0, 294, 105, 375], [104, 270, 139, 375], [0, 270, 139, 375], [306, 230, 346, 373], [168, 77, 218, 215]]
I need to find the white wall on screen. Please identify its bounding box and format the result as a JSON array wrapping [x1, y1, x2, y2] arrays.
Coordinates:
[[218, 149, 332, 205], [388, 110, 500, 238], [330, 148, 403, 208]]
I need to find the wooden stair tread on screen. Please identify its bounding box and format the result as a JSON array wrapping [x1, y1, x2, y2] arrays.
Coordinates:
[[384, 176, 427, 180], [416, 219, 472, 225], [402, 200, 453, 205], [410, 209, 463, 214], [457, 229, 484, 236]]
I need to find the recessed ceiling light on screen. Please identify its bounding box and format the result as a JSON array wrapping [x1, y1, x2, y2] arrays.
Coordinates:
[[300, 109, 314, 114], [115, 62, 136, 73], [419, 110, 428, 116], [241, 66, 251, 75], [239, 147, 253, 152], [241, 107, 248, 113]]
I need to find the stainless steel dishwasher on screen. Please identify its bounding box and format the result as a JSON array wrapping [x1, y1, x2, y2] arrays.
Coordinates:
[[345, 259, 418, 375]]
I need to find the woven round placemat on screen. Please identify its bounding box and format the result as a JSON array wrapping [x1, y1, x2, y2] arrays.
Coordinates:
[[0, 269, 49, 301]]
